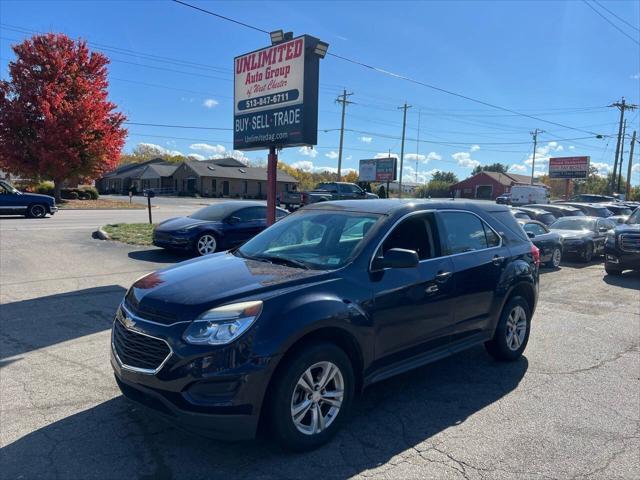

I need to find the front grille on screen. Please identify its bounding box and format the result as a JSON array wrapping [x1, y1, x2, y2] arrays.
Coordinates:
[[620, 234, 640, 253], [112, 315, 171, 374], [124, 290, 177, 324]]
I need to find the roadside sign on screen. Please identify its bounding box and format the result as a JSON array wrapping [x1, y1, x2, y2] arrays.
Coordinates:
[[548, 156, 590, 179], [233, 35, 321, 151], [358, 158, 397, 182]]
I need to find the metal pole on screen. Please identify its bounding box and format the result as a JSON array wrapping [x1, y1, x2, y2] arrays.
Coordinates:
[[617, 119, 626, 192], [611, 98, 625, 193], [336, 89, 353, 181], [147, 196, 152, 224], [530, 129, 542, 184], [627, 130, 636, 198], [398, 102, 411, 198], [415, 110, 421, 183], [267, 145, 277, 226]]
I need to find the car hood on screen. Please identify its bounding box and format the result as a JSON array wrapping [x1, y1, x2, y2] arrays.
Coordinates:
[[614, 223, 640, 234], [126, 252, 329, 323], [552, 229, 593, 240], [155, 216, 217, 231], [365, 193, 379, 199], [22, 192, 55, 203]]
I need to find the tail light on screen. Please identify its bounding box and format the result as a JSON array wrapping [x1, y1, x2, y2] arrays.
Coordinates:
[[531, 244, 540, 267]]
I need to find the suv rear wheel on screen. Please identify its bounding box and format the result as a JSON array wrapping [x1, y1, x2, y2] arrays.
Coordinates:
[[485, 296, 531, 361], [267, 342, 354, 451]]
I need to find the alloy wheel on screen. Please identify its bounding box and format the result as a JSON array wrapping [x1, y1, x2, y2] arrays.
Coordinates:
[[196, 234, 217, 255], [505, 305, 527, 351], [291, 361, 344, 435], [552, 248, 562, 268]]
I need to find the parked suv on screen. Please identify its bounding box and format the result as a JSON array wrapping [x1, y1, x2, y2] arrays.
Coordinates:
[[604, 207, 640, 275], [0, 180, 58, 218], [111, 200, 539, 451]]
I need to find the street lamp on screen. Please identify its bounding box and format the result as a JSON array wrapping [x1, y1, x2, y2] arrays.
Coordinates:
[[270, 30, 284, 45], [313, 40, 330, 58]]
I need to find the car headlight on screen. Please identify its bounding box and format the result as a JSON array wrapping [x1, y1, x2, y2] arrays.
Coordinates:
[[183, 301, 263, 345], [605, 233, 615, 245]]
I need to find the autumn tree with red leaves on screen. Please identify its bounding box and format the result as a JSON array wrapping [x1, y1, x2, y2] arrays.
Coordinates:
[[0, 33, 127, 199]]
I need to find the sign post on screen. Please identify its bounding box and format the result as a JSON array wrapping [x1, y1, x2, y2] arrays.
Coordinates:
[[233, 33, 327, 225]]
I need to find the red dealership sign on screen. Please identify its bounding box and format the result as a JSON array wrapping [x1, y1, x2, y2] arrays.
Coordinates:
[[548, 156, 590, 179]]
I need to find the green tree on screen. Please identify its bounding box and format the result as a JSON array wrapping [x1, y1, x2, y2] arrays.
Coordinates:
[[471, 163, 509, 175], [430, 171, 459, 183]]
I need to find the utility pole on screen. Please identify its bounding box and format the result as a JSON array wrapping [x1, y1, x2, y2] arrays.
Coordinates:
[[609, 97, 638, 193], [415, 110, 421, 183], [530, 129, 544, 184], [398, 102, 411, 198], [626, 130, 636, 198], [617, 120, 626, 192], [336, 89, 354, 181]]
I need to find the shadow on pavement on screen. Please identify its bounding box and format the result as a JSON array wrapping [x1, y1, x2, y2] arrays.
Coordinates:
[[128, 248, 188, 264], [0, 285, 125, 359], [558, 258, 603, 269], [603, 269, 640, 290], [0, 347, 528, 479]]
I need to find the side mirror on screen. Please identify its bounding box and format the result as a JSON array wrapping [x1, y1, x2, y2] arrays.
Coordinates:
[[371, 248, 419, 270], [526, 231, 535, 239], [598, 226, 608, 232]]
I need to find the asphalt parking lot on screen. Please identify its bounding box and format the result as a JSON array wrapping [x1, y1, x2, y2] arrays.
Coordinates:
[[1, 208, 639, 480]]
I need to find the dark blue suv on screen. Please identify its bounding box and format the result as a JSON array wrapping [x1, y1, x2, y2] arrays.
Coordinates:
[[111, 200, 539, 451], [0, 180, 58, 218]]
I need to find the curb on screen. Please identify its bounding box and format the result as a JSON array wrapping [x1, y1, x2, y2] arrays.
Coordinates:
[[94, 226, 110, 240]]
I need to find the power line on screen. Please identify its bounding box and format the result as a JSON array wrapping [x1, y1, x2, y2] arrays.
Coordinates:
[[592, 0, 640, 33], [582, 1, 640, 46], [170, 0, 608, 136], [124, 122, 232, 131]]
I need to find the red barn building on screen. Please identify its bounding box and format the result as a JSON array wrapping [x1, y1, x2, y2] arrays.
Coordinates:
[[449, 171, 545, 200]]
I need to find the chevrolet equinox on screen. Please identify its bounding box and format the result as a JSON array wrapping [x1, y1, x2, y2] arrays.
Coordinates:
[[111, 199, 539, 451]]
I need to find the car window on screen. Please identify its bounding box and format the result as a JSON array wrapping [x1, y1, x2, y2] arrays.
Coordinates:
[[523, 223, 547, 236], [382, 213, 439, 260], [538, 213, 557, 225], [276, 208, 288, 219], [627, 209, 640, 225], [234, 206, 266, 222], [439, 211, 499, 255], [341, 184, 361, 194], [597, 219, 615, 231], [550, 217, 596, 231], [340, 217, 376, 242], [315, 183, 337, 193]]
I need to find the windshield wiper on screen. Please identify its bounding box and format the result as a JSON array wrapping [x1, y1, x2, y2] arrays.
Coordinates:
[[253, 255, 310, 270]]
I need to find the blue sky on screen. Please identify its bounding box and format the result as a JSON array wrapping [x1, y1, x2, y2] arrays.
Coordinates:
[[1, 0, 639, 183]]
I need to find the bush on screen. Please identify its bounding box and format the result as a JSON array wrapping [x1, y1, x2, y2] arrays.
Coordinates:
[[80, 186, 99, 200], [35, 181, 55, 196], [61, 189, 79, 200]]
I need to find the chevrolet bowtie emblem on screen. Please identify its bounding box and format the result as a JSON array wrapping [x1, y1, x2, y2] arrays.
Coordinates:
[[122, 315, 136, 329]]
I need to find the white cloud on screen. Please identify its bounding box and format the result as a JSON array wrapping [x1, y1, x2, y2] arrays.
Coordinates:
[[632, 164, 640, 173], [187, 153, 206, 161], [375, 152, 399, 159], [189, 143, 226, 155], [631, 73, 640, 80], [569, 145, 575, 150], [523, 141, 565, 167], [509, 164, 527, 173], [346, 155, 353, 160], [470, 144, 481, 152], [325, 151, 339, 159], [359, 136, 373, 143], [298, 146, 318, 158], [138, 143, 183, 157], [452, 152, 480, 169], [290, 160, 314, 172], [203, 98, 219, 108], [426, 152, 442, 162], [591, 162, 613, 177], [405, 153, 427, 162]]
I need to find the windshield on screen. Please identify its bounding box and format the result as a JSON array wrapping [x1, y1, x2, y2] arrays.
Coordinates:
[[0, 181, 20, 194], [190, 203, 246, 221], [627, 209, 640, 225], [237, 210, 381, 270], [550, 217, 596, 231]]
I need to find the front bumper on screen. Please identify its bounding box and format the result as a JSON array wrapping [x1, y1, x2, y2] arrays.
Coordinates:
[[110, 307, 278, 441], [152, 233, 193, 251], [604, 245, 640, 271], [561, 240, 586, 255], [49, 205, 58, 214]]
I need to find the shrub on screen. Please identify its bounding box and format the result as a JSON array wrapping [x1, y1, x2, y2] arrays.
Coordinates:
[[80, 186, 99, 200], [61, 189, 79, 200], [35, 181, 55, 196]]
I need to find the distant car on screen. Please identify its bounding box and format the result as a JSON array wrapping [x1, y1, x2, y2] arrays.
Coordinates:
[[512, 207, 557, 226], [570, 194, 616, 203], [556, 202, 613, 218], [153, 201, 289, 256], [510, 208, 531, 220], [549, 216, 616, 262], [496, 193, 511, 205], [519, 220, 563, 268], [605, 207, 640, 275], [0, 180, 58, 218], [600, 203, 633, 216], [525, 204, 584, 218], [280, 182, 378, 209]]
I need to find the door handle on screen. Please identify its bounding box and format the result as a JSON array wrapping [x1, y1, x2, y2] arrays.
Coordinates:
[[425, 284, 439, 294], [492, 255, 505, 266], [434, 271, 452, 283]]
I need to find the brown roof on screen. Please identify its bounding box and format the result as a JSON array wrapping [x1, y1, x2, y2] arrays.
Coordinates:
[[184, 161, 298, 183], [454, 171, 545, 187]]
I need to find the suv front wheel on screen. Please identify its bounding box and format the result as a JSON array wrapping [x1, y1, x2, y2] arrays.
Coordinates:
[[485, 296, 531, 361], [267, 342, 354, 451]]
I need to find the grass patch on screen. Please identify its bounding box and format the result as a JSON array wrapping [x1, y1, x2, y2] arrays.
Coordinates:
[[103, 223, 155, 246], [60, 199, 145, 209]]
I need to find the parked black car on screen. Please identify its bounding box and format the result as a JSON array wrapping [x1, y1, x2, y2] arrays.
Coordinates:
[[604, 208, 640, 275], [555, 202, 613, 218], [153, 201, 289, 256], [510, 208, 531, 220], [112, 200, 539, 451], [0, 180, 58, 218], [512, 206, 557, 226], [549, 216, 616, 262], [525, 204, 584, 218], [519, 220, 563, 268], [569, 194, 617, 203], [600, 203, 633, 216]]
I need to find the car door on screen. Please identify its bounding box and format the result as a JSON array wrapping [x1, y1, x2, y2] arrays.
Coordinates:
[[436, 210, 508, 344], [370, 211, 456, 369], [224, 206, 267, 247], [0, 182, 26, 215]]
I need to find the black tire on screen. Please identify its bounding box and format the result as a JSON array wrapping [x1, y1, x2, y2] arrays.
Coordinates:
[[605, 265, 622, 276], [267, 342, 355, 452], [485, 296, 531, 362], [27, 203, 47, 218], [582, 242, 594, 263], [546, 247, 562, 268]]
